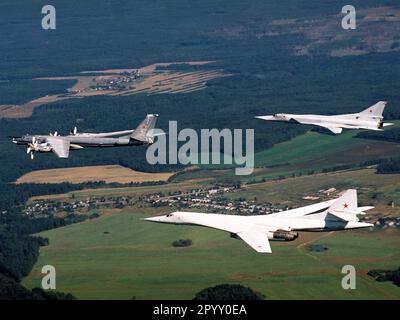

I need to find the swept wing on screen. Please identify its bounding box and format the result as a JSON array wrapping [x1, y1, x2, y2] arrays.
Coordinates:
[[46, 137, 70, 158], [266, 199, 336, 218], [237, 229, 272, 253], [317, 124, 343, 134]]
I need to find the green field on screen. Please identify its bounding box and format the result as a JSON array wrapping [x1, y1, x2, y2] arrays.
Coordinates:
[[227, 168, 400, 210], [22, 207, 400, 300], [29, 179, 213, 202], [171, 122, 400, 184], [255, 121, 400, 168]]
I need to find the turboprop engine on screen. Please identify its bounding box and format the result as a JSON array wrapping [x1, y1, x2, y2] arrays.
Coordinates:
[[26, 137, 52, 160]]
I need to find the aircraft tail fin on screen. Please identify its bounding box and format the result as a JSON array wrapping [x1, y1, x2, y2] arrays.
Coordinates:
[[358, 101, 387, 119], [326, 189, 375, 222], [130, 114, 159, 143], [328, 189, 358, 221]]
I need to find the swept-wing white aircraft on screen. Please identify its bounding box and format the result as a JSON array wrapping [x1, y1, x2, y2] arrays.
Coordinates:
[[145, 189, 374, 253], [256, 101, 393, 134]]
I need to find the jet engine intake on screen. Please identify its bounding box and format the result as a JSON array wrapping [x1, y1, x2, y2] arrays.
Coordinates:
[[230, 233, 240, 240]]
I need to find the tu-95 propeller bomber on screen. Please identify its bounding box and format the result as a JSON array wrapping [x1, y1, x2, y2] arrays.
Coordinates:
[[145, 189, 374, 253], [12, 114, 162, 159], [256, 101, 393, 134]]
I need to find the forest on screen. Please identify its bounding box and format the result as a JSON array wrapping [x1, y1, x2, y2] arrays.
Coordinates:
[[357, 127, 400, 143], [376, 157, 400, 174], [0, 206, 84, 299]]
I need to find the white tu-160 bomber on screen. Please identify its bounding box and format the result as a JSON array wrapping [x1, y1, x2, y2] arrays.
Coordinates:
[[12, 114, 161, 159], [256, 101, 393, 134], [145, 189, 374, 253]]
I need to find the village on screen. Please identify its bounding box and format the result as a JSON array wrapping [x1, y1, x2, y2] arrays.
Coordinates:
[[22, 185, 400, 230], [66, 70, 142, 94], [91, 70, 141, 91], [24, 185, 285, 217]]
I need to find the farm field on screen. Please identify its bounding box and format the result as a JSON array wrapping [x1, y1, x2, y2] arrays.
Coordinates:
[[0, 61, 228, 119], [228, 168, 400, 214], [173, 124, 400, 184], [22, 207, 400, 300], [15, 165, 174, 184], [254, 121, 400, 170], [22, 167, 400, 299], [28, 178, 212, 202]]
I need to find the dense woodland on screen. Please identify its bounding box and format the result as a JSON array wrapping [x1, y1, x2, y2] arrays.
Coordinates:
[[376, 158, 400, 174], [368, 267, 400, 287], [0, 207, 83, 299], [357, 128, 400, 143], [0, 79, 75, 105], [193, 284, 264, 300]]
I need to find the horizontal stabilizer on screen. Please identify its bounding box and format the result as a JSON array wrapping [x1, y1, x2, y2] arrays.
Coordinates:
[[357, 206, 375, 214]]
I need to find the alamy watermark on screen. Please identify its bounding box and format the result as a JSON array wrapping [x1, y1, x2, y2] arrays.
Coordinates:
[[341, 5, 356, 30], [341, 265, 356, 290], [146, 121, 254, 175], [41, 5, 56, 30], [41, 265, 56, 290]]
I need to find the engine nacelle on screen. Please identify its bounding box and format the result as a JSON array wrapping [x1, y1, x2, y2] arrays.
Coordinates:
[[35, 143, 52, 153], [268, 229, 299, 241], [231, 230, 298, 242], [28, 143, 52, 153]]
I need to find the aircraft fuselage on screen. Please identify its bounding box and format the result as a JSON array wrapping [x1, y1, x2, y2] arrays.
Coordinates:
[[266, 113, 382, 131], [12, 135, 145, 148], [145, 211, 372, 237]]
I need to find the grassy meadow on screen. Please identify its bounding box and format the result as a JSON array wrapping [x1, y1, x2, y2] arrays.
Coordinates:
[[22, 208, 400, 300]]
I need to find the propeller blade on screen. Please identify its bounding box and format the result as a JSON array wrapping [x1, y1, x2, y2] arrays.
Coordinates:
[[30, 152, 34, 160]]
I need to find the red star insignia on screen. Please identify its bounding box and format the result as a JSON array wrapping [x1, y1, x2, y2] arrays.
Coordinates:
[[343, 203, 349, 208]]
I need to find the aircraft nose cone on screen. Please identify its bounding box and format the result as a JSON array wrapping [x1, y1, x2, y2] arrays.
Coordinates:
[[255, 115, 275, 120], [144, 216, 164, 222]]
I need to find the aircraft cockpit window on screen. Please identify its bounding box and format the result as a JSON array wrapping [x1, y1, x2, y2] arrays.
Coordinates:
[[166, 213, 174, 217]]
